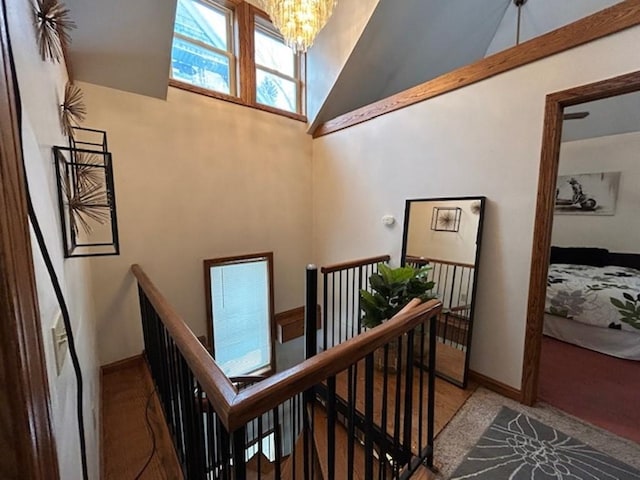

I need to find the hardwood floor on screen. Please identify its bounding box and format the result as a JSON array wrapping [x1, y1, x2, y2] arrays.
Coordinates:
[[101, 356, 475, 479], [101, 356, 182, 479]]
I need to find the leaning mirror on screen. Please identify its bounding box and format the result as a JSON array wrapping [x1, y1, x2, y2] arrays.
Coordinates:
[[401, 196, 486, 388]]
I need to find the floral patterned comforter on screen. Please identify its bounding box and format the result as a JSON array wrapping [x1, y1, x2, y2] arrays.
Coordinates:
[[546, 263, 640, 334]]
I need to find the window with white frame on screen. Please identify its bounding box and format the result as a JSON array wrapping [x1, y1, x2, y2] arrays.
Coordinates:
[[171, 0, 235, 95], [254, 19, 301, 114]]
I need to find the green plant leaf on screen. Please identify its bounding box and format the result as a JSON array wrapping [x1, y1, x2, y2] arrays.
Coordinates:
[[623, 292, 635, 302], [610, 297, 626, 309]]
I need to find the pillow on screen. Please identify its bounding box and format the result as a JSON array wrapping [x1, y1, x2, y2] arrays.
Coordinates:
[[550, 246, 609, 267]]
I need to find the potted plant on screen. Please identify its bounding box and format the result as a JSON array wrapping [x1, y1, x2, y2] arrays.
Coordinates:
[[360, 263, 436, 372]]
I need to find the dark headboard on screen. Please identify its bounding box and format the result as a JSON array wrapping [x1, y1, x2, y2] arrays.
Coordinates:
[[607, 252, 640, 270], [550, 246, 640, 270]]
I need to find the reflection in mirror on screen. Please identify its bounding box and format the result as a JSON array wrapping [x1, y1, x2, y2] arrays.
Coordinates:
[[401, 197, 485, 388], [204, 252, 275, 377]]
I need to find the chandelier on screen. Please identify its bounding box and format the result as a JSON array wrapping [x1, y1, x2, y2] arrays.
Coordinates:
[[261, 0, 337, 53]]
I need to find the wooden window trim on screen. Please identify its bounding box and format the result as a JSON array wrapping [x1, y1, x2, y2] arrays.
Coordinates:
[[312, 1, 640, 138], [172, 0, 307, 122], [169, 78, 306, 121]]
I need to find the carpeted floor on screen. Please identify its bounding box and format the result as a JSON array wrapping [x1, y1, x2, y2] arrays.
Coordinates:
[[539, 336, 640, 443], [434, 388, 640, 479]]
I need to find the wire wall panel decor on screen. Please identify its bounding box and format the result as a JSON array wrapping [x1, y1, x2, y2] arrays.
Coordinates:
[[53, 127, 119, 257], [431, 207, 461, 232]]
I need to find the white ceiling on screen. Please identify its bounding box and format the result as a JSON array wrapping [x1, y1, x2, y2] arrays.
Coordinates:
[[562, 92, 640, 142], [65, 0, 177, 99], [312, 0, 626, 127]]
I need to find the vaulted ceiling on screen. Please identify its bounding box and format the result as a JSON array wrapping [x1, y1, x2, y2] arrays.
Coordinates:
[[310, 0, 624, 128], [64, 0, 630, 140]]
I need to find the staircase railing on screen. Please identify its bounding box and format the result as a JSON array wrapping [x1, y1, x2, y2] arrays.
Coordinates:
[[321, 255, 390, 350], [133, 263, 440, 479]]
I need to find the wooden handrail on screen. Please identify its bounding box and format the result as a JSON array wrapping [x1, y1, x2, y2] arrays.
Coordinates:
[[320, 255, 391, 274], [131, 265, 237, 419], [132, 264, 441, 432]]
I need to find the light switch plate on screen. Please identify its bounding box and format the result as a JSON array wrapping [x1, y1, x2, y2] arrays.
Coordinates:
[[51, 310, 68, 375]]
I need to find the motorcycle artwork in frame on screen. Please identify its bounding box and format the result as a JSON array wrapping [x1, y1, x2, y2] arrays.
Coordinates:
[[554, 171, 620, 215]]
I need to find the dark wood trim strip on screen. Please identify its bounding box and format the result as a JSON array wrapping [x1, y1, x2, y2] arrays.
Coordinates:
[[0, 0, 60, 477], [275, 305, 322, 343], [169, 79, 307, 122], [100, 354, 144, 375], [469, 370, 521, 402], [312, 0, 640, 138], [320, 255, 390, 274], [521, 70, 640, 406]]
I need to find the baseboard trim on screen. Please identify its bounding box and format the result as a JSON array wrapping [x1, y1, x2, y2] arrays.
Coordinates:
[[100, 354, 144, 374], [469, 370, 522, 402]]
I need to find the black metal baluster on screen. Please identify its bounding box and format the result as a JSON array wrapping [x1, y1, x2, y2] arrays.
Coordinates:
[[380, 344, 390, 480], [323, 272, 328, 351], [365, 352, 374, 480], [334, 270, 344, 346], [274, 405, 282, 480], [232, 427, 246, 479], [347, 365, 355, 480], [418, 320, 426, 455], [427, 314, 437, 468], [403, 332, 414, 459], [327, 375, 337, 479]]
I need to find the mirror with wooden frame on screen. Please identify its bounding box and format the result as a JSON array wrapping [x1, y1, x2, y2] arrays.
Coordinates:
[[204, 252, 276, 377], [401, 196, 486, 388]]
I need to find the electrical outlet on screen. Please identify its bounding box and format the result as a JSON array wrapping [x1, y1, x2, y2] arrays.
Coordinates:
[[51, 310, 68, 375]]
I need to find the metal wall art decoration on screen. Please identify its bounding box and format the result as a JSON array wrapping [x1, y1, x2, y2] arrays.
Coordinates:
[[34, 0, 75, 63], [54, 128, 120, 257], [431, 207, 462, 232], [60, 82, 86, 136]]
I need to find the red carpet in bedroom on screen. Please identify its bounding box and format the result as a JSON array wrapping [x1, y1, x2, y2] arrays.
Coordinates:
[[539, 336, 640, 444]]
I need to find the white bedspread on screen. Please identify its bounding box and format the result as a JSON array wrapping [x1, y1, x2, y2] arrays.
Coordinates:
[[546, 263, 640, 335]]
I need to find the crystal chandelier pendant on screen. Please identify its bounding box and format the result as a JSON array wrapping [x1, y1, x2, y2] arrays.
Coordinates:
[[261, 0, 337, 53]]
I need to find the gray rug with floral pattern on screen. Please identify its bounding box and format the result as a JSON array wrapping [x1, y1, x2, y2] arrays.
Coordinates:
[[449, 407, 640, 479]]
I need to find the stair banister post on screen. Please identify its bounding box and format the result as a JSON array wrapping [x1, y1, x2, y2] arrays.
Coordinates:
[[303, 264, 318, 480], [305, 264, 318, 359]]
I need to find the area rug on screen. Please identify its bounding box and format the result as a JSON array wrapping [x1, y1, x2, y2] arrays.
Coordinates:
[[449, 407, 640, 480]]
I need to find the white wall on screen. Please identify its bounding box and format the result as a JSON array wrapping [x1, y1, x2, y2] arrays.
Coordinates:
[[80, 83, 313, 369], [552, 131, 640, 253], [306, 0, 379, 125], [7, 0, 100, 478], [312, 26, 640, 389], [406, 199, 480, 265]]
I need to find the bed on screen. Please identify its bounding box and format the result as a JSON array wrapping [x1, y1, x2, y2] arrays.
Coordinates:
[[544, 247, 640, 360]]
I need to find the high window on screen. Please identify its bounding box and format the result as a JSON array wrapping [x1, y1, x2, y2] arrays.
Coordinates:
[[170, 0, 305, 120]]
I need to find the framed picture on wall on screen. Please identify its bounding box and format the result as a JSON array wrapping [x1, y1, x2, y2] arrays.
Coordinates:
[[554, 171, 620, 215]]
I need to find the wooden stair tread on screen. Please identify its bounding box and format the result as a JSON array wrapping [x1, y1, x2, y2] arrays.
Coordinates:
[[280, 429, 323, 480], [312, 404, 392, 480], [246, 452, 275, 480], [410, 465, 438, 480]]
